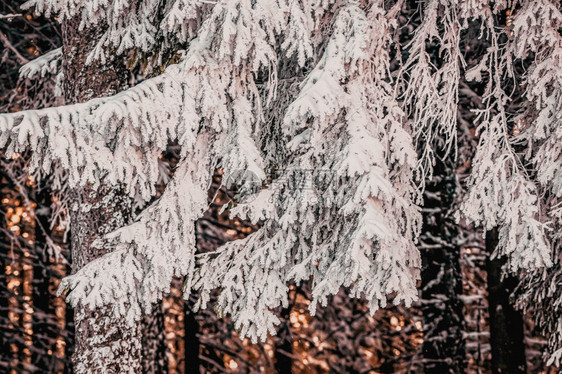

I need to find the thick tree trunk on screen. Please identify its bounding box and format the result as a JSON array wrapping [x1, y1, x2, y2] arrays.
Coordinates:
[[419, 161, 465, 373], [486, 228, 526, 374], [62, 17, 146, 374], [68, 186, 142, 374]]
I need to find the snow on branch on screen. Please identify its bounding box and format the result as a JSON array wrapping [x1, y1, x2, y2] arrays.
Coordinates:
[[19, 47, 62, 79], [462, 117, 551, 271], [400, 0, 462, 189], [460, 14, 552, 272], [515, 0, 562, 198], [59, 134, 214, 319], [509, 0, 562, 365], [0, 70, 183, 202], [8, 0, 559, 348], [23, 0, 208, 67], [46, 0, 301, 322], [195, 1, 422, 342], [18, 47, 64, 97]]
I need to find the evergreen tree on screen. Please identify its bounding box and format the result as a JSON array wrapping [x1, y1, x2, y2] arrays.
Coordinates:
[[1, 0, 560, 371], [514, 0, 562, 367]]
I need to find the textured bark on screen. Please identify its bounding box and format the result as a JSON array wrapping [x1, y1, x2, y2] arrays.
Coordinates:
[[141, 303, 168, 374], [419, 159, 465, 374], [62, 17, 143, 374], [68, 186, 142, 373], [486, 228, 526, 374]]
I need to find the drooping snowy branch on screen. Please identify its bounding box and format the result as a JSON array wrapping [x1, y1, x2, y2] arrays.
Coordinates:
[[51, 0, 294, 320], [459, 3, 551, 273], [4, 0, 561, 352], [515, 0, 562, 199], [19, 47, 64, 96], [462, 116, 550, 271], [509, 0, 562, 365], [19, 47, 62, 79], [400, 0, 463, 189], [196, 1, 422, 343], [21, 0, 211, 70], [0, 69, 182, 202], [59, 134, 214, 319]]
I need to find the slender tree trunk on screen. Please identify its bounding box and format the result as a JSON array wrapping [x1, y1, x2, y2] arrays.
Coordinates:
[[62, 17, 143, 374], [31, 191, 58, 372], [64, 295, 74, 373], [419, 160, 465, 373], [0, 182, 14, 372], [0, 249, 12, 372], [274, 307, 293, 373], [184, 295, 201, 374], [140, 303, 168, 373], [486, 228, 526, 374], [0, 177, 28, 371]]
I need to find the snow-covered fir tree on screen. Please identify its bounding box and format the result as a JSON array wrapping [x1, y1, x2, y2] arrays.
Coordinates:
[[513, 0, 562, 366], [1, 0, 561, 371]]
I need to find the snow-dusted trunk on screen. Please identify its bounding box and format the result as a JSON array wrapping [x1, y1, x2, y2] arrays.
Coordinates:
[[62, 16, 143, 373], [67, 190, 143, 372], [419, 157, 465, 373], [486, 228, 526, 374]]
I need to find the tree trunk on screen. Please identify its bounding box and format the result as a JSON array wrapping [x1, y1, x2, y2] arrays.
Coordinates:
[[64, 295, 74, 373], [419, 160, 465, 373], [274, 307, 293, 373], [184, 295, 201, 374], [31, 190, 60, 372], [62, 16, 143, 374], [486, 228, 526, 374], [140, 303, 168, 373], [0, 183, 14, 372]]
